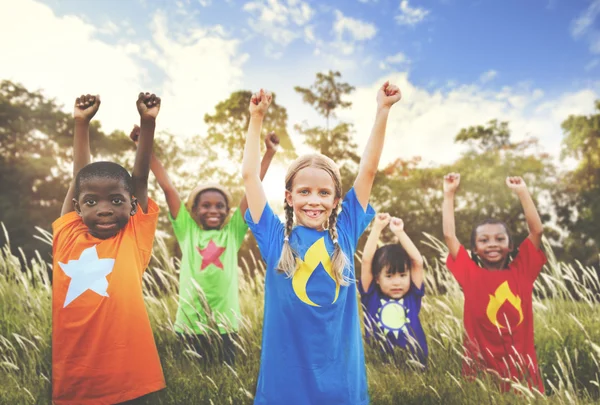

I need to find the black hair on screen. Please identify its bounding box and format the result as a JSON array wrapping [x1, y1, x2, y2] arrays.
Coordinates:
[[371, 244, 411, 280], [193, 188, 229, 211], [74, 161, 133, 198], [469, 218, 514, 267]]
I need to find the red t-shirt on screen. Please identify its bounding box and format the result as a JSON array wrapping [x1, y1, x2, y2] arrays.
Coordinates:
[[446, 238, 546, 393], [52, 199, 165, 404]]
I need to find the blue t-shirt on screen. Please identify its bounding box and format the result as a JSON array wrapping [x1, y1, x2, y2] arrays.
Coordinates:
[[358, 280, 428, 365], [245, 188, 375, 405]]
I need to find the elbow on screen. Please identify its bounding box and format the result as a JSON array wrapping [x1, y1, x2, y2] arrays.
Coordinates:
[[412, 256, 424, 270]]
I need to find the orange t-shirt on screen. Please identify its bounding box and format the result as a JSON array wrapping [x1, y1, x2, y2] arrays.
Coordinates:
[[52, 199, 165, 405]]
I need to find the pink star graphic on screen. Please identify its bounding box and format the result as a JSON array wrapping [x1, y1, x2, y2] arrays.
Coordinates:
[[196, 240, 226, 271]]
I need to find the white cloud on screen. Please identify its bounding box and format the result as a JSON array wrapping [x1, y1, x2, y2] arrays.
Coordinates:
[[571, 0, 600, 54], [198, 0, 211, 6], [0, 0, 247, 141], [395, 0, 430, 27], [386, 52, 410, 65], [243, 0, 314, 46], [479, 69, 497, 84], [333, 10, 377, 41], [336, 73, 599, 170], [0, 0, 144, 135]]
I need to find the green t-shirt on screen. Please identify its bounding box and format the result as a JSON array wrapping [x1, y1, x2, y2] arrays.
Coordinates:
[[170, 205, 248, 334]]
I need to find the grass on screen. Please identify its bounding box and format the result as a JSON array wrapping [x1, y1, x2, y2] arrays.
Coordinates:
[[1, 226, 600, 405]]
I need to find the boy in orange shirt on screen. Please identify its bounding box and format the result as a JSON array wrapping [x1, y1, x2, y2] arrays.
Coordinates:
[[52, 92, 166, 404]]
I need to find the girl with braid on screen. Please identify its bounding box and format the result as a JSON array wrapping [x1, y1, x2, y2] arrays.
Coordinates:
[[242, 83, 402, 405]]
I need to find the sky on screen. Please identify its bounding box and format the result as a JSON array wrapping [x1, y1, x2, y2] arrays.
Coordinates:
[[1, 0, 599, 201]]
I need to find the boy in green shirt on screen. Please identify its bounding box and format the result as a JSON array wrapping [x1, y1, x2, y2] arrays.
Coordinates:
[[131, 127, 279, 363]]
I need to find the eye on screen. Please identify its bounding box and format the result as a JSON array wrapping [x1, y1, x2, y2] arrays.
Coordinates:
[[112, 197, 125, 205], [319, 190, 331, 196], [203, 203, 211, 208], [217, 203, 225, 209], [84, 199, 97, 206], [299, 190, 309, 195]]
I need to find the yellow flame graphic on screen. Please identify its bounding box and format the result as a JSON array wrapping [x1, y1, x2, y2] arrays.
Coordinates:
[[486, 281, 524, 328], [292, 237, 339, 307]]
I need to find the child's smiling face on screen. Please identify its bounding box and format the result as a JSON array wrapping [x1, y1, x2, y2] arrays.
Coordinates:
[[285, 166, 339, 231], [193, 190, 229, 230], [473, 223, 512, 269], [74, 177, 136, 239], [376, 266, 411, 300]]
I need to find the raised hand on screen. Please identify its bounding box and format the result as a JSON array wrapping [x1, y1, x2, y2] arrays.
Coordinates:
[[376, 81, 402, 109], [74, 94, 101, 122], [129, 124, 140, 144], [389, 217, 404, 234], [373, 212, 391, 230], [506, 176, 528, 194], [443, 172, 461, 195], [136, 92, 161, 120], [249, 88, 272, 117], [265, 131, 280, 152]]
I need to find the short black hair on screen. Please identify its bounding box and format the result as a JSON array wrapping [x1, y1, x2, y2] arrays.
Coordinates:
[[470, 218, 514, 267], [74, 161, 133, 198], [371, 244, 411, 280]]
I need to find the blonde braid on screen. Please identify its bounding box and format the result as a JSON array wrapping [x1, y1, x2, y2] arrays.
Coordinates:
[[328, 208, 350, 286], [277, 200, 297, 276]]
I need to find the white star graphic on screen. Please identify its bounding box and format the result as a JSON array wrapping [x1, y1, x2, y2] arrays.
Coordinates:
[[58, 245, 115, 308]]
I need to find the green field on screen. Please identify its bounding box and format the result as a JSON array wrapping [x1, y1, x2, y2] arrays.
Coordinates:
[[1, 228, 599, 405]]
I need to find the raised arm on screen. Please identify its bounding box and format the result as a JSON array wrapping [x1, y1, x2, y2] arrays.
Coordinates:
[[61, 94, 100, 216], [360, 213, 391, 291], [354, 81, 401, 209], [132, 92, 161, 213], [390, 217, 424, 289], [241, 89, 272, 223], [130, 125, 181, 218], [239, 131, 279, 218], [506, 176, 543, 249], [442, 173, 462, 259]]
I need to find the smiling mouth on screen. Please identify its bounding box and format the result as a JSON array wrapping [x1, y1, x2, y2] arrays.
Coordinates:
[[303, 209, 323, 219], [205, 217, 222, 224], [96, 223, 118, 231]]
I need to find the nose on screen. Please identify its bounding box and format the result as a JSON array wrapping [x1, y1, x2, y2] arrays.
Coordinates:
[[96, 202, 114, 217]]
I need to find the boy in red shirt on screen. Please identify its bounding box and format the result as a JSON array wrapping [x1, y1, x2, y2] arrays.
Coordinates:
[[52, 92, 165, 404], [442, 173, 546, 394]]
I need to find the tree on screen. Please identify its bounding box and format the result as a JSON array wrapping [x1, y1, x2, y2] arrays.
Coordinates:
[[294, 71, 359, 192], [204, 90, 293, 163], [0, 80, 133, 261], [553, 100, 600, 265]]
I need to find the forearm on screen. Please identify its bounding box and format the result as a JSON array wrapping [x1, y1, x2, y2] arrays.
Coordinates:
[[362, 227, 383, 265], [242, 114, 264, 180], [259, 149, 276, 181], [517, 190, 543, 235], [354, 107, 390, 205], [394, 230, 423, 268], [132, 118, 155, 211], [73, 120, 91, 177], [443, 193, 461, 258]]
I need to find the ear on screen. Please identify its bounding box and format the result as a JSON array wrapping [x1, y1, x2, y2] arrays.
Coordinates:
[[130, 198, 138, 216], [72, 199, 82, 216], [285, 190, 293, 207]]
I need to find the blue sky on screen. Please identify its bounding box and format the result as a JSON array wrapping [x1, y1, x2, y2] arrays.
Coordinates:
[[1, 0, 600, 199]]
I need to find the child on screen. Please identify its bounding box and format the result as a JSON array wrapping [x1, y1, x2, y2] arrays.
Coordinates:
[[442, 172, 546, 393], [52, 93, 165, 404], [359, 213, 427, 367], [130, 126, 279, 364], [242, 82, 401, 404]]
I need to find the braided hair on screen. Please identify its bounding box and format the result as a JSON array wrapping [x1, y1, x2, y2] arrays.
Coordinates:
[[276, 154, 349, 285]]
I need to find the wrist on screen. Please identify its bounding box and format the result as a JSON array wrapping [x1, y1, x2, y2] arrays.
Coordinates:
[[250, 111, 266, 119], [140, 117, 156, 125], [74, 118, 91, 125], [443, 191, 456, 199], [376, 105, 391, 114]]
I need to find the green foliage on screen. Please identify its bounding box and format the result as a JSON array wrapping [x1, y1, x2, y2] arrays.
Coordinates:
[[2, 229, 600, 404]]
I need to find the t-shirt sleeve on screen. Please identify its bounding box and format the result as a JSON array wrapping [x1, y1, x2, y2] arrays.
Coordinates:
[[52, 212, 84, 255], [169, 203, 193, 242], [445, 245, 476, 287], [225, 208, 249, 250], [407, 283, 425, 314], [510, 238, 547, 284], [357, 278, 377, 299], [336, 187, 376, 248], [244, 202, 284, 266], [130, 198, 159, 268]]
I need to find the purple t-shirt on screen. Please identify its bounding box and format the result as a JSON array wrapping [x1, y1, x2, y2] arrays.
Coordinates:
[[358, 281, 428, 364]]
